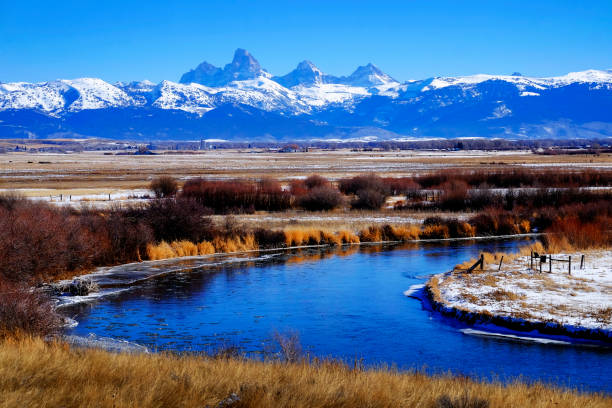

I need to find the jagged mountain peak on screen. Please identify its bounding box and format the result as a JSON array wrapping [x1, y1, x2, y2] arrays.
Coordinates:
[[273, 60, 328, 88], [340, 63, 397, 87], [179, 48, 269, 87], [228, 48, 261, 71], [296, 60, 321, 72]]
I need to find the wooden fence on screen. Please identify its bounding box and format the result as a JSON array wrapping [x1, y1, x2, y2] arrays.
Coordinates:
[[530, 250, 584, 275]]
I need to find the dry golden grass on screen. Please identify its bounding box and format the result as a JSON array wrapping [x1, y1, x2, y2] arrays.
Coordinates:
[[284, 228, 360, 247], [171, 240, 198, 257], [1, 337, 608, 408], [485, 289, 526, 302], [147, 236, 258, 261], [453, 242, 546, 271], [146, 240, 176, 260], [391, 225, 422, 240]]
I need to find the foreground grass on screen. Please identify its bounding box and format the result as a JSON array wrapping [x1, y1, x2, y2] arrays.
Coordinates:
[[0, 338, 609, 408]]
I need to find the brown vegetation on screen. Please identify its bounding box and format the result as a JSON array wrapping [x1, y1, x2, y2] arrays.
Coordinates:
[[181, 178, 291, 213], [149, 175, 178, 198], [0, 282, 62, 338], [0, 336, 608, 408]]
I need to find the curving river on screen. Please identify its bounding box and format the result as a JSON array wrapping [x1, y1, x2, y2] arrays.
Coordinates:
[[63, 239, 612, 394]]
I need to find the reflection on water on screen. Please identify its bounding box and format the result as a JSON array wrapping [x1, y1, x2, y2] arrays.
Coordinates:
[[64, 239, 612, 394]]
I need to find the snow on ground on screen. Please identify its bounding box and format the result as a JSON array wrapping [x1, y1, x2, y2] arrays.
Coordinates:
[[0, 188, 152, 208], [435, 250, 612, 332]]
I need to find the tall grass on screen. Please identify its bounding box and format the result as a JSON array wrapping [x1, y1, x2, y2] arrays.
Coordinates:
[[284, 228, 360, 247], [146, 235, 259, 260], [0, 337, 608, 408]]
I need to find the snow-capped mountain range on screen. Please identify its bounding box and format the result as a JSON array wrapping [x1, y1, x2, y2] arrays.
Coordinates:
[[1, 48, 611, 141]]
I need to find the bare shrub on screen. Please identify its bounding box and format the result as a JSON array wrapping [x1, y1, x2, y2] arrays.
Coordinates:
[[382, 177, 421, 196], [273, 332, 303, 363], [297, 186, 344, 211], [351, 188, 386, 210], [181, 178, 290, 213], [0, 281, 63, 338], [339, 174, 389, 196], [143, 198, 213, 243], [544, 215, 611, 250], [303, 174, 330, 189], [149, 176, 178, 198], [439, 180, 469, 211]]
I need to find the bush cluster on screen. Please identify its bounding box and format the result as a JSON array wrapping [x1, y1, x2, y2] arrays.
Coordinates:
[[182, 178, 291, 213]]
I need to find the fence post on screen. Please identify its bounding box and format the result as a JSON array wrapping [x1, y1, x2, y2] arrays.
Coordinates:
[[568, 256, 571, 275], [530, 250, 533, 270], [539, 257, 542, 274], [580, 255, 585, 270], [498, 256, 504, 271], [549, 255, 552, 273], [480, 254, 484, 270]]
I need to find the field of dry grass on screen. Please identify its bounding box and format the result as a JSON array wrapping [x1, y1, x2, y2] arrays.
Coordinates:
[[211, 210, 470, 232], [2, 149, 611, 192], [0, 337, 609, 408]]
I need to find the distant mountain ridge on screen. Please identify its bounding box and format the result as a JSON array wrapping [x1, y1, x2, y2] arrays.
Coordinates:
[[1, 49, 611, 141]]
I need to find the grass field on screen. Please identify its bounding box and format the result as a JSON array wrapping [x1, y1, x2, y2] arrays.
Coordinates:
[[0, 337, 609, 408], [2, 149, 611, 192]]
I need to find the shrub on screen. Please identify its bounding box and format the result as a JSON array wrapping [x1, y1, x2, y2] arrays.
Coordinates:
[[289, 179, 308, 196], [382, 177, 421, 196], [439, 180, 469, 211], [0, 281, 63, 337], [544, 216, 611, 250], [297, 186, 344, 211], [143, 198, 213, 243], [254, 228, 286, 248], [303, 174, 330, 189], [181, 178, 291, 213], [149, 176, 178, 198], [339, 174, 389, 196], [352, 188, 386, 210]]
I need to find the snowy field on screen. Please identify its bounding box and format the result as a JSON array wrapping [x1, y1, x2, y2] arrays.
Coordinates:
[[433, 250, 612, 332]]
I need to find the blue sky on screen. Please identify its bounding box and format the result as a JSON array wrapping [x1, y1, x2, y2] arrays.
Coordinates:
[[1, 0, 611, 83]]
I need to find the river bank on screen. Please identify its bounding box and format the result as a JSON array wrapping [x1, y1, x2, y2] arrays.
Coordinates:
[[426, 249, 612, 343]]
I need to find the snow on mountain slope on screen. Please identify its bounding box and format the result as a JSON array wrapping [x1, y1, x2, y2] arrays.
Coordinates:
[[1, 51, 611, 128], [423, 69, 612, 91], [273, 60, 330, 88], [213, 77, 310, 114], [151, 81, 215, 114], [293, 83, 370, 107], [0, 81, 70, 113], [338, 63, 399, 87], [60, 78, 135, 111], [0, 78, 136, 113]]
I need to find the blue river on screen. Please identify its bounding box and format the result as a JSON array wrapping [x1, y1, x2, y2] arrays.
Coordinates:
[[65, 239, 612, 394]]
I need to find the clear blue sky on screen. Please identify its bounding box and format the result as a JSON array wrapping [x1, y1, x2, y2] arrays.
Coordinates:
[[1, 0, 611, 83]]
